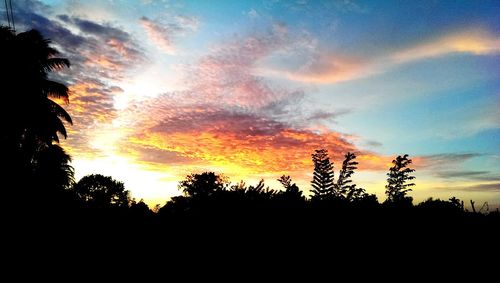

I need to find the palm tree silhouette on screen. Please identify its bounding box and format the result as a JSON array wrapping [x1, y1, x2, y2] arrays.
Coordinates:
[[34, 144, 75, 191], [0, 26, 72, 173]]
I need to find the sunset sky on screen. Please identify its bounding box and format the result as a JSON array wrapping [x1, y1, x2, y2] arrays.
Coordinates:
[[8, 0, 500, 209]]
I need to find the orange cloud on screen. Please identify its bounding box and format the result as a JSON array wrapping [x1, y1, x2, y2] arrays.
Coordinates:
[[57, 82, 121, 157], [124, 107, 389, 181]]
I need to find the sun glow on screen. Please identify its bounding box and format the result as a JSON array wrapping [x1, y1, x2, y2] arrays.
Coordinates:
[[73, 155, 179, 207]]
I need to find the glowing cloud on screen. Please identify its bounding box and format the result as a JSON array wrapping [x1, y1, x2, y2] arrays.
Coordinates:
[[275, 28, 500, 84], [393, 29, 500, 62]]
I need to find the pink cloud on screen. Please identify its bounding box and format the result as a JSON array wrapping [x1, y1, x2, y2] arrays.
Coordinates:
[[139, 15, 199, 55], [139, 17, 176, 54], [282, 54, 372, 84], [118, 25, 388, 177]]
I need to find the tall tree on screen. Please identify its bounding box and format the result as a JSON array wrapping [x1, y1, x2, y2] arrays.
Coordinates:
[[0, 26, 72, 173], [385, 154, 415, 204], [311, 149, 335, 200], [336, 152, 358, 198], [72, 174, 130, 209]]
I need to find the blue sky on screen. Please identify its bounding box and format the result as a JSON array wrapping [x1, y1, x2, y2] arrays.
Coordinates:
[[6, 0, 500, 208]]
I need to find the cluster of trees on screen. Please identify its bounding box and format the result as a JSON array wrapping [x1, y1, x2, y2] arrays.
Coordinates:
[[2, 26, 498, 232]]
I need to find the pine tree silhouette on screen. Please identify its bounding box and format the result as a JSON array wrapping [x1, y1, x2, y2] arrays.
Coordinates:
[[385, 154, 415, 204], [311, 149, 335, 200]]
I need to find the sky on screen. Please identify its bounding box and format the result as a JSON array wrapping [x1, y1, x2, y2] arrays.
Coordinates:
[[5, 0, 500, 209]]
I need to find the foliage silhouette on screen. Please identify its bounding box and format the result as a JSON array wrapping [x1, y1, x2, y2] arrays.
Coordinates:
[[311, 149, 335, 200], [33, 144, 75, 191], [277, 175, 304, 201], [179, 172, 230, 198], [385, 154, 415, 206], [72, 174, 130, 209], [336, 152, 358, 196], [1, 26, 72, 195], [335, 152, 374, 202]]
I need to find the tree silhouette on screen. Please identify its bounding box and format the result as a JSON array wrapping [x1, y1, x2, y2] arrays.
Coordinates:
[[33, 144, 75, 191], [311, 149, 335, 200], [72, 174, 130, 209], [276, 175, 304, 209], [336, 152, 359, 199], [277, 175, 302, 196], [385, 154, 415, 204], [179, 172, 229, 198], [1, 26, 72, 177], [243, 179, 276, 200]]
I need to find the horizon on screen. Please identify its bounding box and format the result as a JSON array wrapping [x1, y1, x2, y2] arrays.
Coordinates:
[[6, 0, 500, 209]]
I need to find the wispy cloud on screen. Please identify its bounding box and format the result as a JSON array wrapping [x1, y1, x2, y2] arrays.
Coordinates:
[[414, 153, 500, 184], [139, 15, 199, 54], [420, 153, 482, 166], [270, 28, 500, 84], [393, 29, 500, 63], [434, 170, 491, 179], [462, 183, 500, 192], [282, 54, 373, 84], [434, 182, 500, 193]]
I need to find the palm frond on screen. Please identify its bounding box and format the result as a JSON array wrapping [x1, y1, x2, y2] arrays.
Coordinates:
[[52, 114, 67, 140], [43, 58, 70, 72], [47, 98, 73, 124], [42, 80, 70, 102]]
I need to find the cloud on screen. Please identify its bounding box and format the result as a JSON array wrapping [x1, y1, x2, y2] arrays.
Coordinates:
[[365, 140, 382, 148], [139, 17, 175, 54], [139, 15, 199, 54], [13, 1, 145, 156], [126, 103, 386, 176], [120, 26, 389, 178], [168, 24, 295, 109], [456, 100, 500, 137], [393, 29, 500, 63], [436, 182, 500, 193], [121, 145, 201, 167], [306, 109, 351, 123], [415, 153, 500, 184], [247, 9, 259, 19], [434, 171, 491, 179], [282, 54, 373, 84], [64, 17, 132, 42], [413, 152, 482, 172], [269, 28, 500, 84], [420, 153, 482, 166]]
